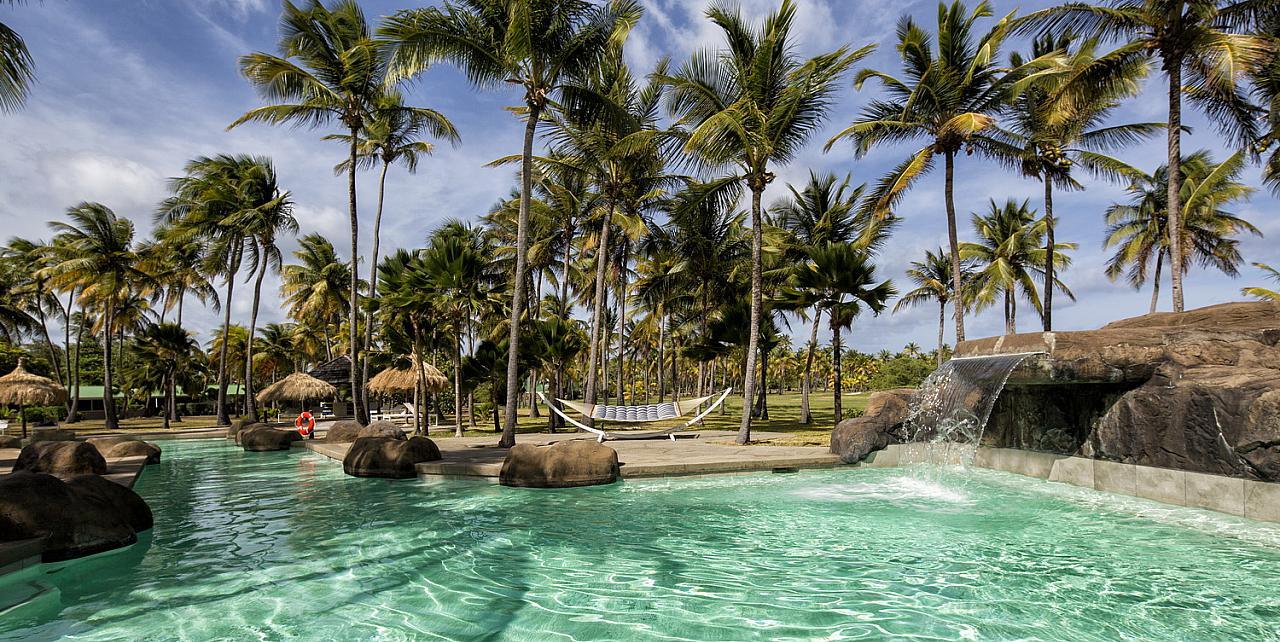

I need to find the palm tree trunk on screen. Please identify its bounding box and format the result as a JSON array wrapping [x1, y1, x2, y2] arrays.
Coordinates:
[[102, 305, 118, 430], [584, 203, 614, 416], [177, 289, 185, 327], [754, 346, 769, 420], [736, 182, 765, 445], [944, 150, 965, 342], [832, 324, 843, 422], [1166, 59, 1185, 313], [163, 370, 173, 431], [346, 126, 367, 426], [362, 160, 391, 417], [657, 309, 666, 404], [1042, 179, 1055, 331], [215, 248, 240, 426], [616, 261, 626, 406], [68, 302, 83, 423], [1005, 288, 1015, 335], [453, 333, 463, 438], [1150, 252, 1164, 314], [244, 250, 269, 422], [799, 309, 820, 425], [62, 291, 76, 421], [936, 300, 946, 366], [500, 107, 541, 447]]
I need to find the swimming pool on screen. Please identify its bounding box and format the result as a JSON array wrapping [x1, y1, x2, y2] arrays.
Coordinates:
[[2, 438, 1279, 640]]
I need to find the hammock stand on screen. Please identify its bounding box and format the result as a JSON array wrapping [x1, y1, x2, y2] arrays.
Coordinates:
[[537, 389, 733, 442]]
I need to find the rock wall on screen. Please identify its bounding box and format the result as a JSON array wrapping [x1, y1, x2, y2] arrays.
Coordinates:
[[957, 301, 1280, 481]]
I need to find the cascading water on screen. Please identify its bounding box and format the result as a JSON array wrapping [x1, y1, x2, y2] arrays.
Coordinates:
[[903, 353, 1040, 467]]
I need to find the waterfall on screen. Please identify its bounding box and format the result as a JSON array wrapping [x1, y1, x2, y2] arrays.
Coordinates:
[[903, 353, 1039, 467]]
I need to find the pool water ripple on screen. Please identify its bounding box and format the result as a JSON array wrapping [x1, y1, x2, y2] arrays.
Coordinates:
[[1, 439, 1280, 640]]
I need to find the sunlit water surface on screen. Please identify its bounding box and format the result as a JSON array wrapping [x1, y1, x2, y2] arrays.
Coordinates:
[[2, 439, 1280, 641]]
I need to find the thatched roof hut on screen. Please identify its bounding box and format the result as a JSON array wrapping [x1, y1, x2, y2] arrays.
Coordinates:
[[256, 372, 338, 404], [368, 363, 449, 396], [0, 359, 66, 407], [306, 355, 352, 386]]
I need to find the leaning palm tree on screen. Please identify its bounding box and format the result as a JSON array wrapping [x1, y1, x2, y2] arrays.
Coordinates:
[[41, 203, 141, 430], [0, 0, 33, 113], [827, 0, 1052, 344], [1020, 0, 1273, 313], [894, 248, 975, 365], [142, 224, 220, 327], [231, 0, 393, 425], [962, 198, 1075, 335], [281, 233, 354, 360], [661, 0, 869, 444], [383, 0, 640, 447], [1003, 32, 1159, 330], [1242, 263, 1280, 301]]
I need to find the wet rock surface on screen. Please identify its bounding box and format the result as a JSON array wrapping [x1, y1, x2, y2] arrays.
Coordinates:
[[342, 436, 440, 478], [86, 436, 162, 464], [499, 440, 620, 488], [12, 441, 107, 476], [830, 389, 914, 464], [324, 420, 406, 443], [240, 426, 301, 452], [0, 472, 152, 561]]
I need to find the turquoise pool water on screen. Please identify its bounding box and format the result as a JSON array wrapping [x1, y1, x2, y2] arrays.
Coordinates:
[[2, 439, 1280, 641]]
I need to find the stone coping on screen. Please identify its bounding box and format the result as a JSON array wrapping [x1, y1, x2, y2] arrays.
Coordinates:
[[864, 444, 1280, 523]]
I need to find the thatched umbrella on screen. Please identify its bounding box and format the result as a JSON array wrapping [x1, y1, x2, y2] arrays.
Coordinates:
[[255, 372, 337, 405], [367, 363, 448, 396], [0, 358, 68, 438]]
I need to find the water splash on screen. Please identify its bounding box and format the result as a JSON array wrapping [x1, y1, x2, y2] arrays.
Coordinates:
[[903, 353, 1039, 467]]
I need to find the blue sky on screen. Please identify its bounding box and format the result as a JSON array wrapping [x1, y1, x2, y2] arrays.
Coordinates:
[[1, 0, 1276, 353]]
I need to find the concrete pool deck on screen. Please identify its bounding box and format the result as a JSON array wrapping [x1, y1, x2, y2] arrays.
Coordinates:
[[300, 430, 845, 480]]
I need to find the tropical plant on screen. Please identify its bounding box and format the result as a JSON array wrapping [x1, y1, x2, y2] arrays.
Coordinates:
[[2, 237, 61, 386], [962, 198, 1075, 334], [827, 0, 1051, 343], [1021, 0, 1273, 313], [0, 254, 35, 342], [384, 0, 640, 446], [0, 0, 33, 112], [133, 322, 201, 429], [1242, 263, 1280, 301], [662, 0, 868, 443], [141, 224, 219, 326], [894, 248, 975, 365], [281, 233, 354, 361], [231, 0, 393, 425]]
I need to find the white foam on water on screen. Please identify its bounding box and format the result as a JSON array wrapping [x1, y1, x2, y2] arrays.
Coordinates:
[[794, 474, 973, 506]]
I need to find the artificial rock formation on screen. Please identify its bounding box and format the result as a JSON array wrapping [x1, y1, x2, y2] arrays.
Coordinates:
[[829, 389, 914, 464], [499, 440, 620, 488], [324, 420, 406, 443], [0, 436, 20, 449], [0, 472, 153, 561], [240, 426, 301, 452], [86, 436, 162, 465], [958, 301, 1280, 481], [12, 441, 107, 476], [342, 436, 440, 478]]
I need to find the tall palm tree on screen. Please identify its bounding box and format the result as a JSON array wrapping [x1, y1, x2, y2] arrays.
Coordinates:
[[231, 0, 393, 425], [894, 248, 974, 365], [783, 243, 894, 422], [1021, 0, 1273, 313], [962, 198, 1075, 334], [134, 322, 200, 430], [1242, 263, 1280, 301], [281, 233, 353, 360], [255, 322, 298, 380], [662, 0, 868, 444], [0, 0, 33, 112], [1003, 32, 1159, 330], [1104, 150, 1260, 311], [3, 237, 63, 388], [384, 0, 640, 447], [42, 203, 140, 430], [142, 224, 219, 327], [827, 0, 1051, 344], [328, 89, 459, 409]]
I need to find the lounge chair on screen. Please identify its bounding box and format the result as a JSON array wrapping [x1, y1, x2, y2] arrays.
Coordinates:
[[538, 389, 733, 442], [379, 402, 415, 425]]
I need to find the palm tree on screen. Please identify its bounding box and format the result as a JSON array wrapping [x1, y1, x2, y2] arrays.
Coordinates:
[[134, 323, 200, 429], [783, 243, 894, 422], [962, 198, 1075, 334], [328, 89, 459, 409], [3, 237, 63, 388], [662, 0, 868, 444], [1003, 32, 1159, 330], [0, 256, 35, 342], [1022, 0, 1273, 313], [231, 0, 393, 425], [894, 248, 974, 365], [281, 233, 353, 360], [827, 0, 1050, 344], [0, 0, 33, 112], [41, 203, 141, 430], [384, 0, 640, 447], [1104, 150, 1260, 311], [1242, 263, 1280, 301], [142, 224, 219, 327], [255, 322, 298, 380]]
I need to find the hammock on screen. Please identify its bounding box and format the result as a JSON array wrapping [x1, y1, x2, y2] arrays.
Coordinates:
[[538, 389, 733, 442]]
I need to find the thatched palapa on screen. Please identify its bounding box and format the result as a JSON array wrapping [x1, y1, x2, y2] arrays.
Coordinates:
[[256, 372, 338, 404], [0, 358, 67, 436], [368, 363, 449, 396]]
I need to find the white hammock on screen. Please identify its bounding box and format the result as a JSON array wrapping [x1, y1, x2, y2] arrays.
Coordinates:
[[538, 389, 733, 442]]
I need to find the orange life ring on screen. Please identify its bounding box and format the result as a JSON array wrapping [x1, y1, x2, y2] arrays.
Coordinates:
[[295, 411, 315, 436]]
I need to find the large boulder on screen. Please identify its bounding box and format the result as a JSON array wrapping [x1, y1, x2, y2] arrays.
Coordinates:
[[240, 426, 301, 452], [499, 440, 620, 488], [29, 428, 77, 442], [12, 441, 107, 476], [232, 422, 267, 446], [342, 436, 440, 478], [85, 437, 162, 465], [325, 420, 406, 443], [830, 389, 914, 464], [226, 418, 252, 441], [0, 472, 153, 562], [956, 301, 1280, 480], [0, 435, 20, 449]]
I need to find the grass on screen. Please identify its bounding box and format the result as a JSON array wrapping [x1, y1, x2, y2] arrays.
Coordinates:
[[34, 390, 870, 447]]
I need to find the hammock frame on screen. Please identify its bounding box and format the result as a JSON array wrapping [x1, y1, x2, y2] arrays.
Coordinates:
[[538, 389, 733, 442]]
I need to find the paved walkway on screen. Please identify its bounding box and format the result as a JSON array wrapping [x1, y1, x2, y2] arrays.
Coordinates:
[[302, 430, 843, 480]]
